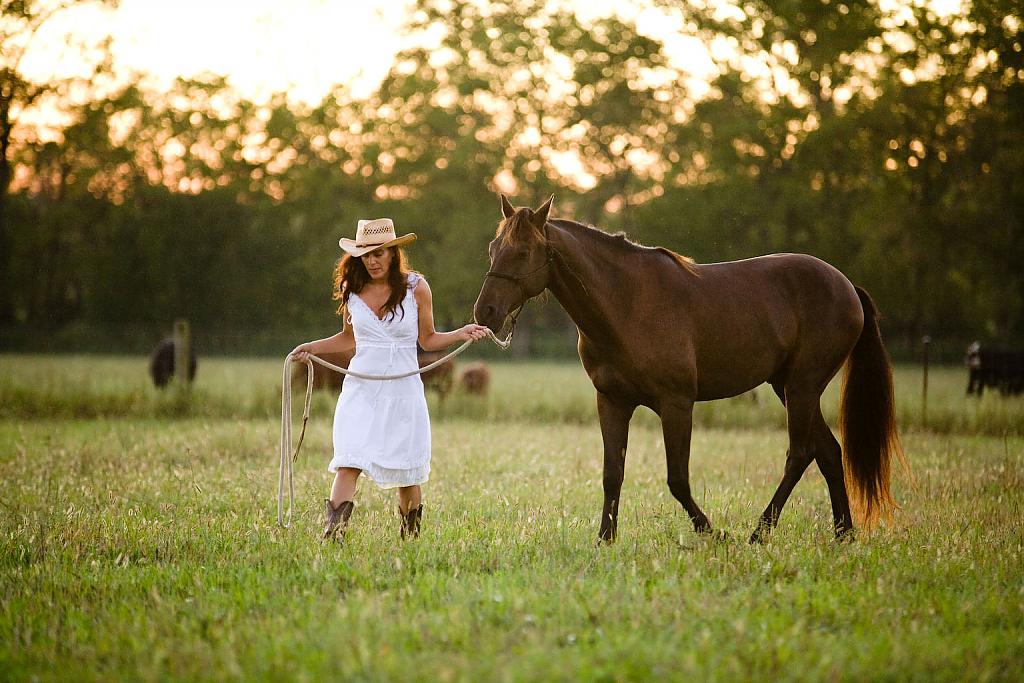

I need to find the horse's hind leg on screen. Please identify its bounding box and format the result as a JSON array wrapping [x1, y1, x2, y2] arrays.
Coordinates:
[[596, 392, 635, 543], [769, 381, 853, 537], [811, 410, 853, 538], [749, 389, 817, 543], [662, 400, 712, 534]]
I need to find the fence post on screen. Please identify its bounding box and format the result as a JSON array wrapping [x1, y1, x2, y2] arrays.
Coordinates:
[[921, 334, 931, 428], [174, 319, 191, 386]]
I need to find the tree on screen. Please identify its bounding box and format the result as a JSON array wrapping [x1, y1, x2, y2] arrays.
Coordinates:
[[0, 0, 118, 324]]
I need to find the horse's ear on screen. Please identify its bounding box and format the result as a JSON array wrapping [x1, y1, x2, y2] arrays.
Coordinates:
[[531, 194, 554, 226], [499, 194, 515, 219]]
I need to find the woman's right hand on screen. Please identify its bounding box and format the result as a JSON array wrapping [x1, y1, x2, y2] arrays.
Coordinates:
[[290, 342, 316, 362], [456, 324, 490, 343]]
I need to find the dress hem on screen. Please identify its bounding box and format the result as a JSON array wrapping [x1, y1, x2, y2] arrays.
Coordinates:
[[328, 456, 430, 490]]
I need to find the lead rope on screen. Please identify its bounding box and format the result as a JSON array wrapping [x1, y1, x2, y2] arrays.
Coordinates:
[[277, 328, 512, 528]]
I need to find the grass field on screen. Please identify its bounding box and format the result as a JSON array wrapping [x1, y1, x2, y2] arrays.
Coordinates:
[[2, 354, 1023, 435], [1, 355, 1023, 680]]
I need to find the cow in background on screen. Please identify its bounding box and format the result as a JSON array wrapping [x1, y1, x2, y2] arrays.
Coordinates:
[[459, 362, 491, 395], [149, 337, 198, 388], [291, 348, 455, 401], [966, 342, 1024, 396]]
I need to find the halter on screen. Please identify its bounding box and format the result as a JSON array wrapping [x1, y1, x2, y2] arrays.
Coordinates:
[[484, 247, 556, 296], [482, 241, 557, 343]]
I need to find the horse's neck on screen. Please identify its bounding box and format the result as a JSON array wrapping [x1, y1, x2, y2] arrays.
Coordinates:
[[546, 222, 632, 346]]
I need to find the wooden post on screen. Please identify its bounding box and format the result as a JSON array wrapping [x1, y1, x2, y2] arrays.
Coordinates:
[[921, 335, 931, 428], [173, 319, 191, 386]]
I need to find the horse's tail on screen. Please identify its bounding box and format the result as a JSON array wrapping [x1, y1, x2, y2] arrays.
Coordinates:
[[839, 286, 906, 529]]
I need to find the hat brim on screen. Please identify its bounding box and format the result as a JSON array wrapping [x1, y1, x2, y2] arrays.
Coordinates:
[[338, 233, 417, 257]]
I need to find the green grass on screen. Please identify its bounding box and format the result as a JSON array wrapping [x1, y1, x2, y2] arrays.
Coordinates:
[[1, 416, 1022, 681], [2, 354, 1022, 434]]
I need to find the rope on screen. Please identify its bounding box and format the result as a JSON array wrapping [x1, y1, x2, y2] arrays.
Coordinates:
[[277, 328, 512, 528]]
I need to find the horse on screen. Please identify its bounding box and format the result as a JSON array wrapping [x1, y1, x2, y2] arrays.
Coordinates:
[[473, 195, 904, 543]]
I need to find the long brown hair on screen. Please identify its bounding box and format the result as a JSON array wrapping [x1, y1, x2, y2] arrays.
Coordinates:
[[332, 246, 414, 322]]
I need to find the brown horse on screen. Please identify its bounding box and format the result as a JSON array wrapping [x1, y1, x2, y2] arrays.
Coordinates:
[[473, 195, 903, 543]]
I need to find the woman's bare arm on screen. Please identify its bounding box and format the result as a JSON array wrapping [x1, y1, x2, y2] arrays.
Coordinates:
[[414, 278, 488, 352], [290, 322, 355, 361]]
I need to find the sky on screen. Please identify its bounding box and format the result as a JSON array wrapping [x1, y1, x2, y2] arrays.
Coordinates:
[[19, 0, 720, 107], [20, 0, 416, 103], [12, 0, 964, 155]]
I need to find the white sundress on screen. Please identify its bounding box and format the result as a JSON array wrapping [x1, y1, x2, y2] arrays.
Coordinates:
[[328, 273, 431, 488]]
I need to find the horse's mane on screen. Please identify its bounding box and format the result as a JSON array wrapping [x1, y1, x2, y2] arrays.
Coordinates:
[[496, 211, 697, 276], [552, 218, 699, 276], [496, 208, 546, 246]]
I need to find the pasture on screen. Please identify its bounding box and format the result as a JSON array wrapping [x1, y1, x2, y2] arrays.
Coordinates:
[[1, 354, 1022, 680], [2, 353, 1023, 435]]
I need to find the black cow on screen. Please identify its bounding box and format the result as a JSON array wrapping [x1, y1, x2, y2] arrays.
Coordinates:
[[965, 342, 1024, 396], [149, 337, 198, 388]]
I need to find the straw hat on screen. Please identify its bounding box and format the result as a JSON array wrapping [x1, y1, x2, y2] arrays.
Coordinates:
[[339, 218, 417, 257]]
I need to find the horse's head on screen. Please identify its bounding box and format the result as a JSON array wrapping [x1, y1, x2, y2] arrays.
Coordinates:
[[473, 194, 555, 334]]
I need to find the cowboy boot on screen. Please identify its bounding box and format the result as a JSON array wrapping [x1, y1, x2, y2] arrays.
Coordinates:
[[400, 504, 423, 540], [322, 499, 355, 541]]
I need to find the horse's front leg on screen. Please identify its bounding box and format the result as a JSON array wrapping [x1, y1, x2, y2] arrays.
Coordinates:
[[596, 392, 635, 543], [661, 399, 712, 534]]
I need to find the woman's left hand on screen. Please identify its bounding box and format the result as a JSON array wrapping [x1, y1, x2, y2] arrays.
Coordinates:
[[457, 324, 490, 342], [289, 341, 316, 362]]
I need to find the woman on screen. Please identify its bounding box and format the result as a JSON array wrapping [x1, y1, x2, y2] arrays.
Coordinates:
[[291, 218, 488, 541]]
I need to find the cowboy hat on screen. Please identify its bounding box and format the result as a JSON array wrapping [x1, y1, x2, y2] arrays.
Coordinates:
[[339, 218, 417, 257]]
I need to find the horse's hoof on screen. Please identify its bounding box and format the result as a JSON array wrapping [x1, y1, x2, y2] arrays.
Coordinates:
[[834, 527, 856, 544], [748, 519, 775, 544], [694, 518, 713, 535]]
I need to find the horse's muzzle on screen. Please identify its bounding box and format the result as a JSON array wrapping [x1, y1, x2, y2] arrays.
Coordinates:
[[473, 303, 501, 332]]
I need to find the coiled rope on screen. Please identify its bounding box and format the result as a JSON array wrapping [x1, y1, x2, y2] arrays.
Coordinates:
[[278, 328, 512, 528]]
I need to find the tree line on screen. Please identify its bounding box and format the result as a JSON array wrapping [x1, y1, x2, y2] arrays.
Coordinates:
[[2, 0, 1021, 358]]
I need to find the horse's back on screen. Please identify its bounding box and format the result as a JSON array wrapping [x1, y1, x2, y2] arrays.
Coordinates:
[[694, 253, 859, 316], [698, 252, 849, 284], [674, 253, 863, 399]]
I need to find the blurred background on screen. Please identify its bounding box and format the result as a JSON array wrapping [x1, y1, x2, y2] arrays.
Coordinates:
[[1, 0, 1021, 360]]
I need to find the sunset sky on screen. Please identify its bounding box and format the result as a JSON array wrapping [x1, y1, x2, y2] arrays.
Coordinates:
[[11, 0, 965, 159], [19, 0, 722, 106]]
